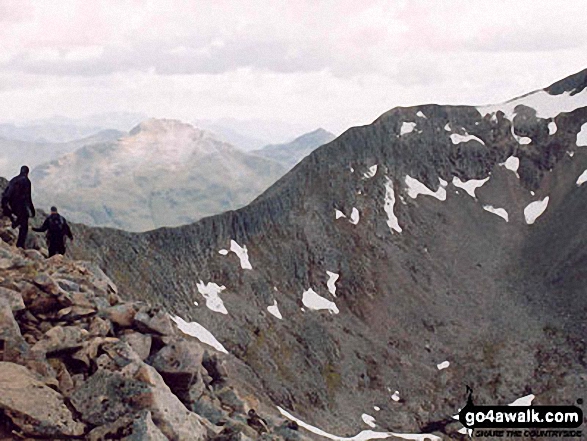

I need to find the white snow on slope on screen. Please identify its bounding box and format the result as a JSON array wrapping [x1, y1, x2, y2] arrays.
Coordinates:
[[350, 208, 360, 225], [450, 133, 485, 145], [577, 170, 587, 186], [452, 176, 489, 198], [483, 205, 509, 222], [548, 121, 557, 135], [416, 111, 426, 119], [391, 391, 400, 402], [326, 271, 339, 297], [502, 156, 520, 173], [197, 281, 228, 314], [230, 240, 252, 269], [218, 249, 229, 255], [267, 300, 283, 319], [277, 407, 441, 441], [578, 122, 587, 146], [364, 165, 378, 179], [400, 122, 417, 136], [437, 361, 450, 370], [509, 394, 535, 406], [362, 414, 376, 428], [444, 123, 451, 131], [384, 177, 402, 233], [336, 209, 346, 219], [405, 176, 447, 201], [524, 197, 549, 224], [477, 88, 587, 120], [170, 315, 228, 354], [302, 289, 339, 314]]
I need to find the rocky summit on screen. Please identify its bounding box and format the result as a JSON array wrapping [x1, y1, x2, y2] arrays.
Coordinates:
[[0, 217, 311, 440], [2, 68, 587, 441]]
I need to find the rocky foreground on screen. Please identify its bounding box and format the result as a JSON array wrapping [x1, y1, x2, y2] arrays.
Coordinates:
[[0, 219, 309, 440]]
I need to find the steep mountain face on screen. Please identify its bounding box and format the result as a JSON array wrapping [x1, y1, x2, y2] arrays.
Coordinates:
[[253, 129, 336, 169], [0, 130, 123, 179], [60, 69, 587, 439], [31, 119, 287, 232]]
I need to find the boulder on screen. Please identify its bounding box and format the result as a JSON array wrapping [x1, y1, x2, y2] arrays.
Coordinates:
[[71, 361, 208, 440], [121, 331, 152, 360], [0, 287, 24, 311], [0, 362, 85, 437], [32, 325, 89, 355], [149, 338, 205, 398], [134, 306, 174, 336], [103, 303, 139, 327]]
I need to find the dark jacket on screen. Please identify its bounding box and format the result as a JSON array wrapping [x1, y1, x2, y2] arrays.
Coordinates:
[[2, 173, 35, 217], [33, 213, 73, 242]]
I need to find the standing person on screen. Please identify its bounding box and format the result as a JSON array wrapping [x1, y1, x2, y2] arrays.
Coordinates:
[[1, 166, 35, 248], [33, 207, 74, 257]]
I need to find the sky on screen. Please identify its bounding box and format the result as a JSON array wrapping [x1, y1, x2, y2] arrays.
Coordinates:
[[1, 0, 586, 140]]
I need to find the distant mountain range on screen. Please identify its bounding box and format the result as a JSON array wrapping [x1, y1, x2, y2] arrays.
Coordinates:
[[25, 121, 333, 231], [0, 112, 146, 143], [0, 130, 124, 178], [253, 128, 336, 168]]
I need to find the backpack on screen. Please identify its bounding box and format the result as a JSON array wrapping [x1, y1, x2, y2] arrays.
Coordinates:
[[48, 215, 65, 237]]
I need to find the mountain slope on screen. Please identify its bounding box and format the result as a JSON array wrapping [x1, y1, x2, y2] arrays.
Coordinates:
[[253, 128, 336, 168], [31, 119, 287, 232], [63, 69, 587, 438]]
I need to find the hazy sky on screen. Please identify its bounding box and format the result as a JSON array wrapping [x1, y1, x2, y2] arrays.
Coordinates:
[[1, 0, 586, 136]]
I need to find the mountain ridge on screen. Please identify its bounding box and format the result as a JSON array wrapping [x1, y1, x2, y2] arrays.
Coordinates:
[[4, 68, 587, 439]]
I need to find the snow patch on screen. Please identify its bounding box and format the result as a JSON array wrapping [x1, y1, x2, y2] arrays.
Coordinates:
[[267, 300, 283, 319], [362, 414, 376, 428], [277, 407, 440, 441], [405, 176, 447, 201], [576, 170, 587, 186], [452, 176, 489, 198], [477, 88, 587, 120], [364, 165, 378, 179], [391, 391, 400, 402], [218, 249, 229, 255], [548, 121, 557, 135], [326, 271, 339, 297], [416, 111, 426, 119], [450, 133, 485, 145], [524, 197, 549, 224], [229, 240, 252, 269], [384, 177, 402, 233], [509, 394, 535, 406], [502, 156, 520, 173], [197, 281, 228, 314], [302, 288, 339, 314], [577, 122, 587, 146], [437, 361, 450, 370], [483, 205, 509, 222], [444, 123, 451, 131], [374, 406, 380, 412], [335, 209, 346, 219], [350, 207, 360, 225], [170, 315, 228, 354], [400, 122, 417, 136]]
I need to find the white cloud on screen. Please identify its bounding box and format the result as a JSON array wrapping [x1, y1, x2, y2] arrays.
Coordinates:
[[0, 0, 586, 135]]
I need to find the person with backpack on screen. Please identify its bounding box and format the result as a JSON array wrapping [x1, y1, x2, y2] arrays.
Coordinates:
[[33, 206, 74, 257], [1, 165, 35, 248]]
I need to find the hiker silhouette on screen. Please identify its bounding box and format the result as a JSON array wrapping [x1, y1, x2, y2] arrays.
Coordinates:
[[33, 206, 74, 257], [1, 166, 35, 248]]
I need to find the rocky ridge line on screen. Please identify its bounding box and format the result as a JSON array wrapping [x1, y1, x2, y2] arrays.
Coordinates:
[[0, 217, 308, 441]]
